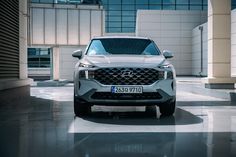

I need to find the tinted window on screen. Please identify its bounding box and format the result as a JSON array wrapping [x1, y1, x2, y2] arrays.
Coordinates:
[[87, 39, 160, 56]]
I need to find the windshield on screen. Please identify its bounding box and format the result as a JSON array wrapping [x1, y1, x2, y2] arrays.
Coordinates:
[[86, 38, 161, 56]]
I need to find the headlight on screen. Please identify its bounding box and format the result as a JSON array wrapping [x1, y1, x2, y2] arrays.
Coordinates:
[[158, 64, 174, 79], [79, 63, 95, 68], [159, 64, 172, 69]]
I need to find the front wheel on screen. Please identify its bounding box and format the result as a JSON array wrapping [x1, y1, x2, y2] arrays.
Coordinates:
[[159, 99, 176, 116], [74, 97, 91, 117]]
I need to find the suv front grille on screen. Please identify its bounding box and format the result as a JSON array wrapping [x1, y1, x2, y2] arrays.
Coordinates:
[[94, 68, 163, 85], [91, 92, 162, 100]]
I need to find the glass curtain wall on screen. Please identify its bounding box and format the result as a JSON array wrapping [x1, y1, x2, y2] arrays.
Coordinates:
[[102, 0, 208, 33], [31, 0, 236, 32], [31, 0, 100, 4]]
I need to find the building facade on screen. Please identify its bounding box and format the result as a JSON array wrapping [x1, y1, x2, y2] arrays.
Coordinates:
[[0, 0, 31, 102], [28, 0, 236, 82]]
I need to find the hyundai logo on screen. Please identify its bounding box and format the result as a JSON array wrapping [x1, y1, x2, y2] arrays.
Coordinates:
[[120, 70, 134, 77]]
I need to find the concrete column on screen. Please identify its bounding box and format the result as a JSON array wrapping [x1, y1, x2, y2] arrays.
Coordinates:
[[52, 47, 60, 81], [19, 0, 28, 79], [204, 0, 236, 89]]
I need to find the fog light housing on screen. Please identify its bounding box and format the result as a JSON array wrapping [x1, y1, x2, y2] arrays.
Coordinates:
[[158, 71, 165, 80], [79, 70, 94, 79], [167, 71, 173, 79], [79, 71, 85, 78]]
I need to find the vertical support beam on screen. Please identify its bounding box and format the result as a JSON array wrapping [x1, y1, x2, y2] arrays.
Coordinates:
[[52, 47, 60, 81], [204, 0, 236, 89], [19, 0, 28, 79]]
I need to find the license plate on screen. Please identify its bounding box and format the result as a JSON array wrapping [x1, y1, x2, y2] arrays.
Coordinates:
[[111, 86, 143, 94]]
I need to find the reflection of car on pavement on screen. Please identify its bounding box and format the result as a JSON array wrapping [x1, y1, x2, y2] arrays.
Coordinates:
[[73, 36, 176, 116], [73, 132, 176, 157]]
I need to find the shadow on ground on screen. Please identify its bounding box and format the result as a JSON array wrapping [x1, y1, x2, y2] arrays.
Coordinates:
[[80, 107, 203, 126]]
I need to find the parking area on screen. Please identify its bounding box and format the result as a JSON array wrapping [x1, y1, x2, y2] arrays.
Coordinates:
[[0, 79, 236, 157]]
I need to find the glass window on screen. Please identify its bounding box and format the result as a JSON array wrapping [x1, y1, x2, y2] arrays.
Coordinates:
[[28, 48, 37, 56], [101, 0, 208, 33], [108, 16, 121, 21], [149, 5, 161, 9], [142, 43, 161, 55], [136, 5, 149, 10], [40, 0, 54, 3], [149, 0, 161, 4], [203, 0, 207, 5], [105, 21, 109, 28], [163, 4, 175, 10], [40, 49, 50, 55], [122, 27, 135, 32], [102, 0, 108, 4], [176, 5, 188, 10], [122, 22, 135, 27], [108, 27, 122, 32], [108, 0, 121, 4], [136, 0, 148, 5], [86, 39, 160, 56], [87, 40, 108, 55], [232, 0, 236, 9], [163, 0, 175, 4], [69, 0, 82, 4], [190, 5, 202, 10], [122, 16, 136, 22], [108, 11, 121, 16], [108, 21, 121, 27], [122, 11, 136, 16], [190, 0, 202, 4], [31, 0, 40, 2], [122, 5, 135, 10], [57, 0, 67, 3], [108, 5, 121, 10], [123, 0, 135, 4], [176, 0, 188, 4], [28, 48, 51, 68]]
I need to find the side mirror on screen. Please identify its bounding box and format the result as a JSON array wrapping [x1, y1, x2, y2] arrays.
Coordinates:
[[72, 50, 83, 59], [163, 50, 174, 59]]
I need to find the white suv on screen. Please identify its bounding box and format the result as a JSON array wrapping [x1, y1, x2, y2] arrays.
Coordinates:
[[72, 37, 176, 116]]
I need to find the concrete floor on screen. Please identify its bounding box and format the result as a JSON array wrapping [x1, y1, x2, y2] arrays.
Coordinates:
[[0, 82, 236, 157]]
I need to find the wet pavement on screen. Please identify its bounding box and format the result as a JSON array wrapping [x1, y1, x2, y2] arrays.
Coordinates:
[[0, 85, 236, 157]]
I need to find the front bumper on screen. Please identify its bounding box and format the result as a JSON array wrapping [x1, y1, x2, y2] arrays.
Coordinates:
[[74, 78, 176, 106]]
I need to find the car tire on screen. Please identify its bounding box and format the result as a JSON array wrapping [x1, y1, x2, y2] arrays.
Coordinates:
[[74, 97, 91, 117], [159, 99, 176, 116]]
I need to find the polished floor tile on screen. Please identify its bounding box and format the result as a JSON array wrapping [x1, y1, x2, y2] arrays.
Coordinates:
[[0, 86, 236, 157]]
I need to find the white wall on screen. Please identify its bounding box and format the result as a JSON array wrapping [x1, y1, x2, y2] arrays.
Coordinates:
[[231, 9, 236, 77], [30, 4, 104, 46], [136, 10, 207, 75], [28, 68, 50, 77], [29, 4, 104, 81], [58, 46, 87, 81], [192, 23, 208, 76]]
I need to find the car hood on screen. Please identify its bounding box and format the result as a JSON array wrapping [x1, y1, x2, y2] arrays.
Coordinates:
[[81, 55, 167, 68]]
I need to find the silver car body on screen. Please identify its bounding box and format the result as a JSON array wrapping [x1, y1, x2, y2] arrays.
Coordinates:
[[73, 36, 176, 106]]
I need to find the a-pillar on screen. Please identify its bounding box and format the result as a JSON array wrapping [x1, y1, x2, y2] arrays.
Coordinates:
[[204, 0, 236, 89], [52, 47, 60, 81]]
